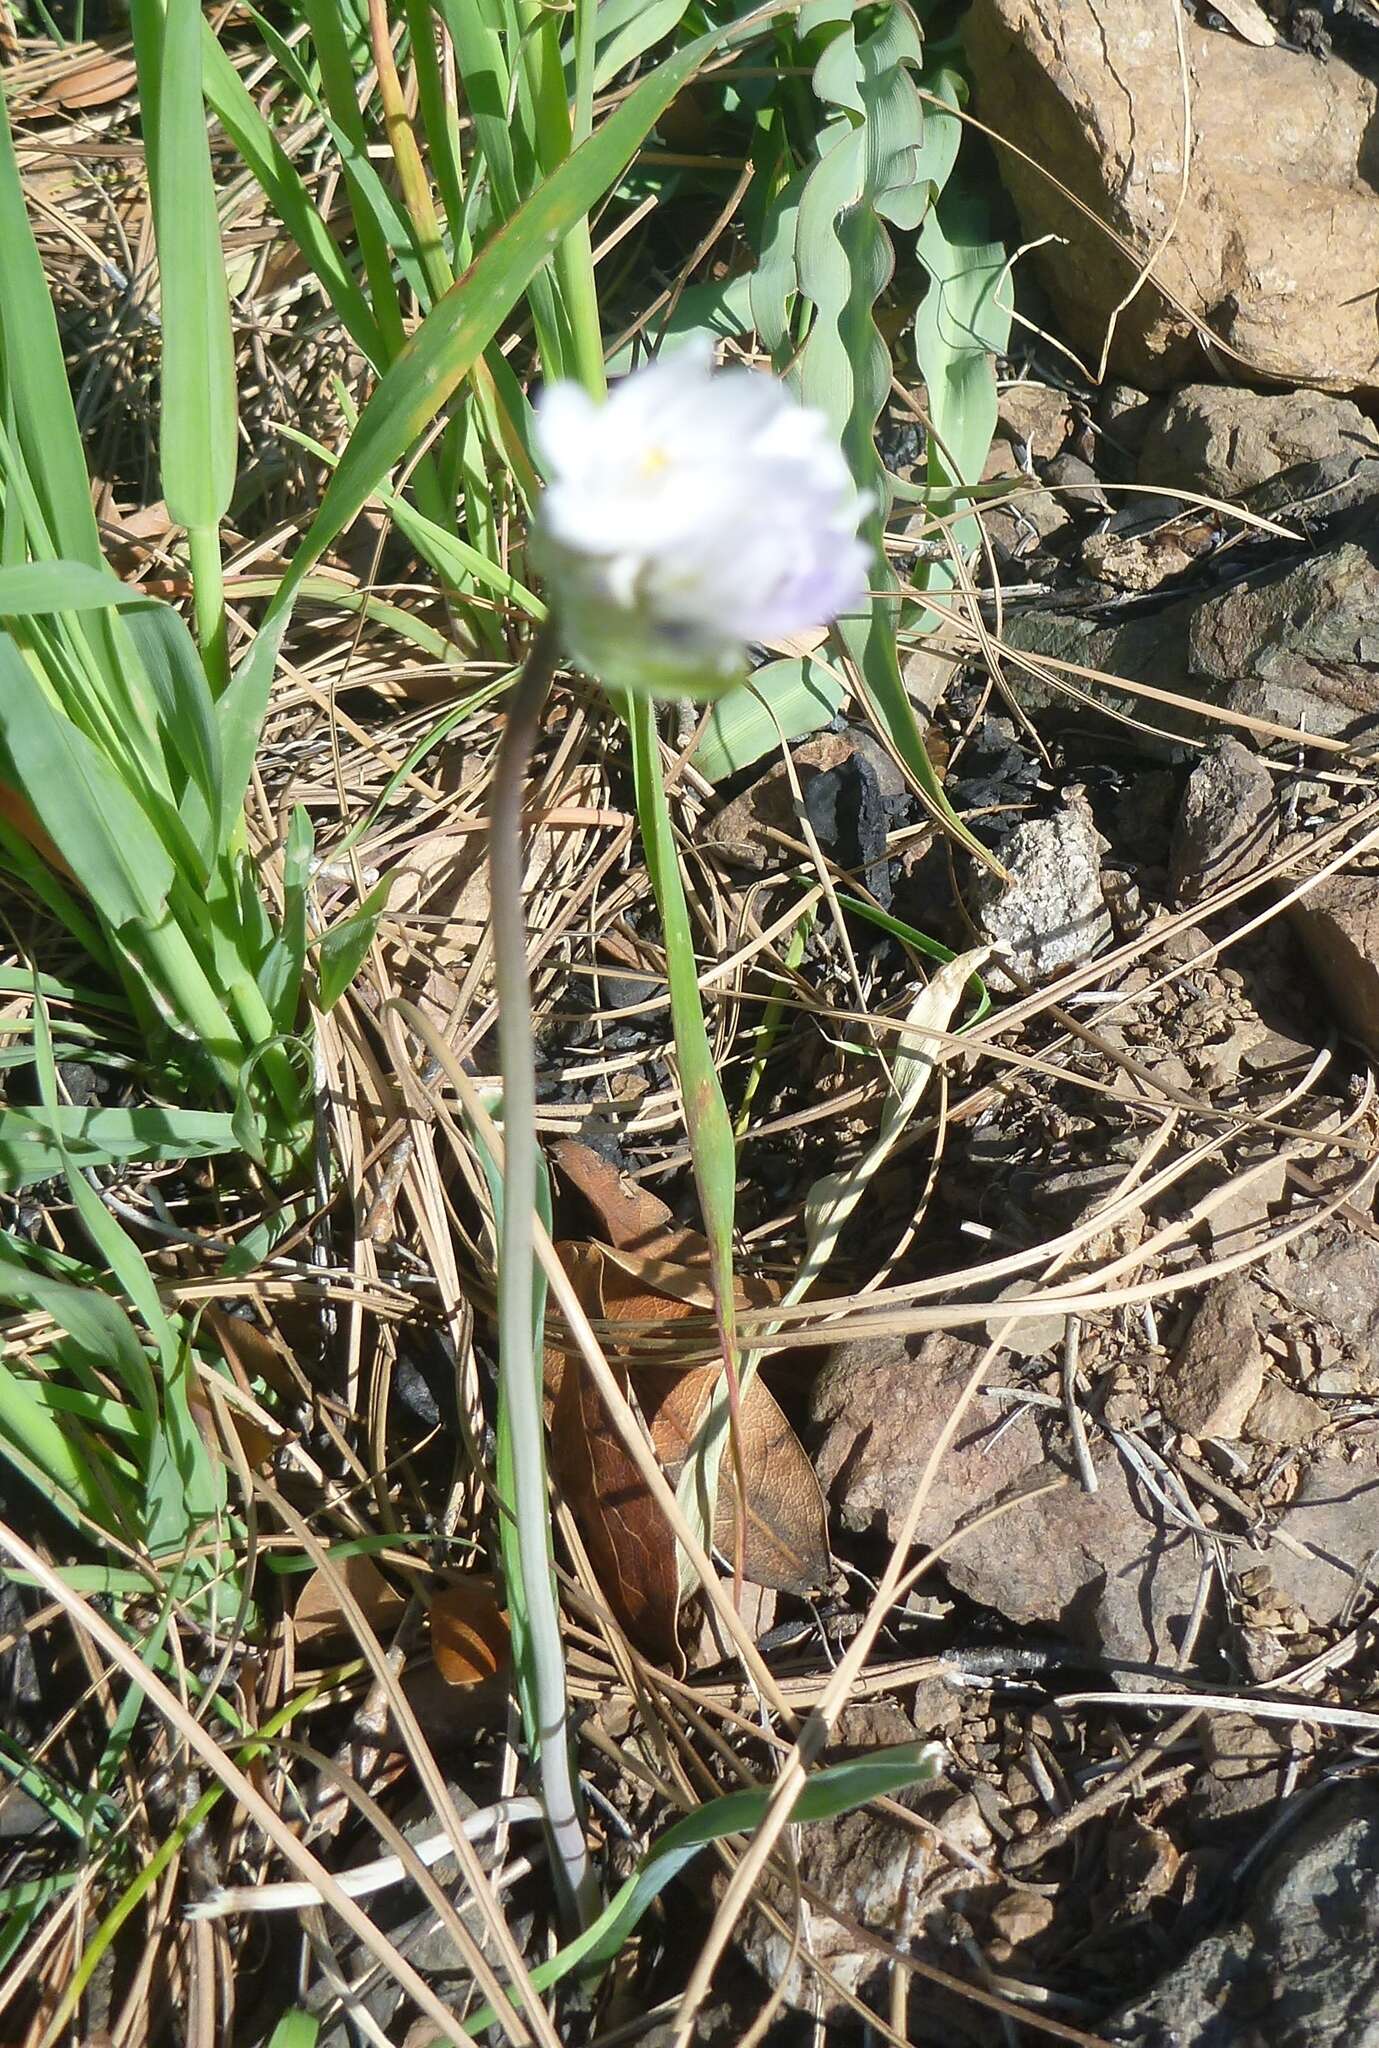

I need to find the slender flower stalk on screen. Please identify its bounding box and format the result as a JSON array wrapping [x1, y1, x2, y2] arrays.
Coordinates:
[[488, 618, 598, 1931], [490, 345, 868, 1930]]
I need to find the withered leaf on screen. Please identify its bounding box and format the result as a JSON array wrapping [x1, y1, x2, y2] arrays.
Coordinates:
[[430, 1579, 510, 1687], [547, 1240, 828, 1652], [551, 1344, 683, 1664], [293, 1555, 405, 1650], [550, 1139, 675, 1250]]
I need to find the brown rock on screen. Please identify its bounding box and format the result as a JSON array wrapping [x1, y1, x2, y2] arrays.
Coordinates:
[[1169, 740, 1277, 907], [1245, 1380, 1327, 1449], [1138, 386, 1379, 500], [989, 1891, 1056, 1948], [811, 1335, 1204, 1664], [1291, 870, 1379, 1056], [809, 1332, 1046, 1548], [963, 0, 1379, 390], [1161, 1278, 1267, 1440]]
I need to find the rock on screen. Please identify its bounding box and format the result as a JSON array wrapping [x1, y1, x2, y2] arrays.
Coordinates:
[[809, 1331, 1046, 1549], [1194, 1712, 1293, 1824], [969, 791, 1112, 990], [1002, 597, 1198, 738], [984, 1279, 1067, 1361], [1267, 1224, 1379, 1362], [1169, 739, 1277, 906], [1161, 1277, 1267, 1439], [811, 1338, 1203, 1666], [978, 440, 1071, 566], [1108, 1788, 1379, 2046], [997, 380, 1072, 463], [704, 727, 906, 882], [1188, 544, 1379, 741], [1099, 383, 1156, 466], [1241, 1435, 1379, 1627], [1138, 385, 1379, 500], [962, 0, 1379, 391], [1245, 1380, 1328, 1449], [1292, 870, 1379, 1055], [733, 1726, 953, 2012], [989, 1890, 1056, 1949]]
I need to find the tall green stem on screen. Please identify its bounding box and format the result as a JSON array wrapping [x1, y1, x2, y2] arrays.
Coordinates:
[[488, 618, 596, 1932], [187, 525, 228, 697]]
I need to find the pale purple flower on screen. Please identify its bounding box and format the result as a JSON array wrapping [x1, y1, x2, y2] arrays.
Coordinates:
[[533, 342, 870, 696]]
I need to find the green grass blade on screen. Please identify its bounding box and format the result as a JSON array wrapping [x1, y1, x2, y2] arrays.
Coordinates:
[[459, 1743, 946, 2032], [0, 634, 174, 929], [200, 23, 387, 364], [0, 97, 104, 569], [135, 0, 237, 532], [0, 1104, 238, 1191]]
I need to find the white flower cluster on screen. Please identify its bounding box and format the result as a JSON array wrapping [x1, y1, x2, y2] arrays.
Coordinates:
[[533, 342, 869, 697]]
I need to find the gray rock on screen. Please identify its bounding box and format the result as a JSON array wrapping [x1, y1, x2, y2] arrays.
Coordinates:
[[1170, 739, 1277, 907], [1161, 1277, 1267, 1441], [1002, 597, 1198, 739], [970, 792, 1112, 990], [1267, 1224, 1379, 1362], [1292, 870, 1379, 1057], [1138, 385, 1379, 501], [1240, 1436, 1379, 1628], [1188, 545, 1379, 741], [1108, 1788, 1379, 2046]]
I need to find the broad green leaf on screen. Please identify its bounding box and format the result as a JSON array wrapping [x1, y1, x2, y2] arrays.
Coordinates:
[[588, 0, 694, 93], [0, 634, 174, 930], [792, 5, 994, 869], [0, 563, 146, 617], [915, 182, 1013, 553], [692, 656, 845, 783]]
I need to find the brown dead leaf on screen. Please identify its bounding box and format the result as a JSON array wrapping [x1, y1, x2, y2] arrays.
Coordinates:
[[203, 1305, 299, 1402], [654, 1374, 831, 1597], [293, 1555, 406, 1650], [547, 1238, 826, 1651], [35, 51, 137, 111], [550, 1139, 675, 1250], [551, 1344, 684, 1664], [430, 1579, 510, 1687]]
